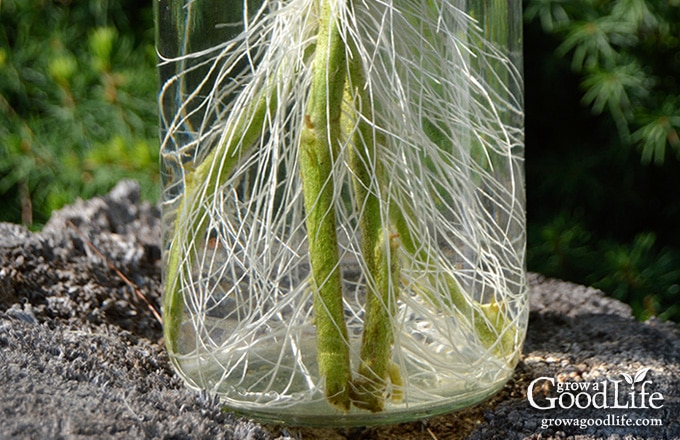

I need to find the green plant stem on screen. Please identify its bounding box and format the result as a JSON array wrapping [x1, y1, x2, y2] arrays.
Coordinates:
[[393, 206, 516, 358], [343, 47, 400, 411], [298, 0, 352, 411], [163, 90, 273, 355], [351, 230, 400, 411]]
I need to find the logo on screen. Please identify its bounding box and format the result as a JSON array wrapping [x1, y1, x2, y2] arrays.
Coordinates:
[[527, 368, 665, 410]]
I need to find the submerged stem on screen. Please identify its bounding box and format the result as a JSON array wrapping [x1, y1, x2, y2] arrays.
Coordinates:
[[298, 0, 351, 411], [163, 90, 272, 355], [343, 44, 401, 411], [351, 230, 401, 411], [389, 122, 517, 359]]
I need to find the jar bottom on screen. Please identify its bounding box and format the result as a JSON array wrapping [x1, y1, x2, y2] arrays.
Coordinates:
[[170, 334, 515, 427]]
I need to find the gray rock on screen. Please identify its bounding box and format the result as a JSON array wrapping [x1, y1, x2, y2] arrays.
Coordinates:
[[0, 181, 678, 439]]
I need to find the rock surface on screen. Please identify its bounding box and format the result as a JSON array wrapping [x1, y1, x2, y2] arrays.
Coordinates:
[[1, 181, 678, 439]]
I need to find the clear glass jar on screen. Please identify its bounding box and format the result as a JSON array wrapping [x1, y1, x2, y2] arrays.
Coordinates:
[[156, 0, 526, 426]]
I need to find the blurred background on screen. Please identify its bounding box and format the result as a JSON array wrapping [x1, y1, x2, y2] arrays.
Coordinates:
[[1, 0, 678, 322]]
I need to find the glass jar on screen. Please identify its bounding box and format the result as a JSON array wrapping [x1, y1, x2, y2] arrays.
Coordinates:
[[156, 0, 526, 426]]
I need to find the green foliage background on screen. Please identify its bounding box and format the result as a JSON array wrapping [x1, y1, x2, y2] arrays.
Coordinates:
[[0, 0, 158, 225], [1, 0, 678, 322], [525, 0, 680, 322]]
